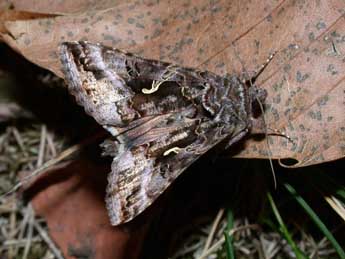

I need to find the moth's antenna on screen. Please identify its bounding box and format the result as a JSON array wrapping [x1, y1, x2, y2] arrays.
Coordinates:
[[256, 97, 277, 189], [246, 52, 277, 85], [266, 127, 294, 144], [249, 52, 278, 189]]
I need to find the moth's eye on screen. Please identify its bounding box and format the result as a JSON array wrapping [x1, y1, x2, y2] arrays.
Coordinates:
[[254, 88, 267, 103], [249, 86, 266, 103], [250, 86, 267, 117]]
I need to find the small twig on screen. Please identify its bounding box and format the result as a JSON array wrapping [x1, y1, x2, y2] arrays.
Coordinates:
[[11, 127, 26, 154], [202, 208, 224, 254], [8, 195, 17, 259], [23, 205, 34, 259], [324, 195, 345, 221], [14, 202, 31, 255], [172, 240, 204, 259], [11, 127, 34, 170], [0, 128, 11, 153], [198, 224, 260, 259], [33, 220, 64, 259], [46, 132, 57, 157], [2, 237, 41, 247], [42, 250, 55, 259], [37, 125, 47, 168]]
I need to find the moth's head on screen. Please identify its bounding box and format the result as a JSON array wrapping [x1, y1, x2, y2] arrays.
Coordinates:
[[247, 84, 268, 134], [249, 84, 267, 108]]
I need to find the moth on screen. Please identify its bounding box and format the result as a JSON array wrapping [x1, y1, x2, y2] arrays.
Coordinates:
[[59, 41, 268, 226]]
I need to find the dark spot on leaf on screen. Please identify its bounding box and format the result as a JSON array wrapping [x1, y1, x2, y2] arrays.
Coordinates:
[[161, 19, 168, 26], [272, 94, 281, 104], [128, 18, 135, 24], [136, 22, 145, 29], [151, 28, 163, 39], [128, 4, 136, 10], [317, 95, 329, 106], [215, 62, 225, 68], [331, 31, 340, 38], [312, 48, 320, 55], [266, 14, 272, 22], [316, 21, 326, 30], [272, 80, 284, 91], [308, 32, 315, 41], [103, 34, 115, 41], [129, 39, 137, 46], [24, 38, 31, 45], [136, 14, 144, 19], [308, 110, 322, 121], [296, 71, 310, 83], [186, 38, 193, 44], [270, 108, 279, 121], [192, 17, 200, 24], [315, 154, 325, 162], [288, 43, 299, 50], [283, 64, 291, 72], [255, 40, 260, 49], [152, 17, 161, 25], [326, 64, 338, 75], [68, 242, 95, 259], [49, 51, 57, 59]]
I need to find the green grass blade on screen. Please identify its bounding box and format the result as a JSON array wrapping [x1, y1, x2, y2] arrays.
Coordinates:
[[224, 233, 235, 259], [267, 192, 308, 259], [284, 183, 345, 259], [224, 210, 235, 259]]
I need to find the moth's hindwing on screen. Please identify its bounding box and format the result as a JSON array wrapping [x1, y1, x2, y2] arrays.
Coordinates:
[[59, 41, 265, 225]]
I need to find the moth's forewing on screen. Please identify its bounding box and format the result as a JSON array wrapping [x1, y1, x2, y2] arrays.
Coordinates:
[[59, 41, 257, 225]]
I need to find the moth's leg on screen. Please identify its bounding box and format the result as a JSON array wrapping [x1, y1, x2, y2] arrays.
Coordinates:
[[224, 128, 249, 149], [250, 117, 294, 143]]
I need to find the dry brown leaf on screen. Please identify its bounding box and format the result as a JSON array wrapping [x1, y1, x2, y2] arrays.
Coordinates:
[[0, 0, 344, 167], [0, 0, 128, 15], [0, 10, 53, 35], [28, 159, 148, 259]]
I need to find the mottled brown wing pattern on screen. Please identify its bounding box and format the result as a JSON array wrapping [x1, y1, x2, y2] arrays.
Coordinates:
[[59, 41, 266, 225]]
